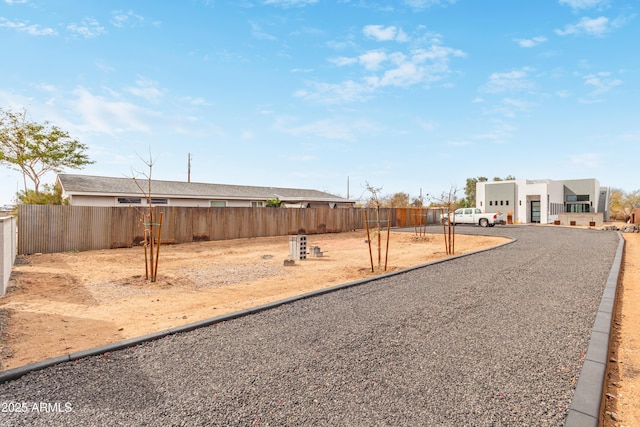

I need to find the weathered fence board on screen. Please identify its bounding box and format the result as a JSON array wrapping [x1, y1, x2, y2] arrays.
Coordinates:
[[17, 205, 439, 254]]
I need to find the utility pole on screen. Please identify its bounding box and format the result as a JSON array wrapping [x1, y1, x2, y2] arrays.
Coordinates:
[[187, 153, 192, 183], [347, 176, 350, 199]]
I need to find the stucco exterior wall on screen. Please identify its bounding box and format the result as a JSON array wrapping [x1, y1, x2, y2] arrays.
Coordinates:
[[67, 195, 256, 208], [557, 212, 604, 227]]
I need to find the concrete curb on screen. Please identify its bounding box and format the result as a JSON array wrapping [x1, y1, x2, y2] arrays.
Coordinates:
[[0, 236, 516, 385], [565, 231, 625, 426]]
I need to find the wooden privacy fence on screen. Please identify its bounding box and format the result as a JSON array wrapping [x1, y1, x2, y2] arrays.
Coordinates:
[[17, 205, 442, 255]]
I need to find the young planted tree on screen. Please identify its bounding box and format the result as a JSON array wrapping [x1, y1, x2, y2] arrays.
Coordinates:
[[363, 182, 390, 272], [434, 185, 460, 255], [131, 152, 163, 282], [0, 108, 93, 194]]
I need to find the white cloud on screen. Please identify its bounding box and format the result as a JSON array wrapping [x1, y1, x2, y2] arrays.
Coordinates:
[[70, 87, 154, 135], [363, 25, 408, 42], [0, 18, 57, 36], [328, 56, 358, 67], [181, 96, 210, 106], [67, 18, 106, 38], [514, 36, 547, 48], [250, 21, 277, 40], [480, 97, 535, 119], [126, 78, 165, 103], [558, 0, 608, 10], [555, 89, 571, 98], [95, 60, 115, 73], [403, 0, 457, 10], [369, 61, 425, 88], [502, 97, 533, 111], [481, 68, 534, 93], [620, 133, 640, 143], [471, 121, 516, 144], [555, 16, 619, 36], [297, 27, 464, 104], [568, 152, 602, 168], [577, 97, 601, 104], [417, 119, 436, 131], [111, 10, 145, 28], [583, 71, 621, 95], [271, 115, 375, 141], [262, 0, 318, 7], [294, 80, 375, 104], [358, 50, 388, 71], [446, 140, 473, 147], [4, 0, 28, 4], [32, 83, 57, 93]]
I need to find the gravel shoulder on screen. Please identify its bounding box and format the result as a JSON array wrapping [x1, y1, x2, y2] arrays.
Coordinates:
[[0, 225, 621, 426]]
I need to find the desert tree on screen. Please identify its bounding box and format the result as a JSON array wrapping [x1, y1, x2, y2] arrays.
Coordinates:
[[0, 108, 93, 194], [610, 188, 640, 221], [385, 192, 411, 208]]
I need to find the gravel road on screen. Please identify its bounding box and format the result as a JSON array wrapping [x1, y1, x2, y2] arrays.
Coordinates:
[[0, 225, 620, 426]]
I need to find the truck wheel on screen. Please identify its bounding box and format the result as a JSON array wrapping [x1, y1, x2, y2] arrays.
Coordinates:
[[479, 218, 489, 227]]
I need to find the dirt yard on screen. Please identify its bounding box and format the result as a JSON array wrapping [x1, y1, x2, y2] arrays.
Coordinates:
[[603, 231, 640, 427], [0, 230, 506, 371]]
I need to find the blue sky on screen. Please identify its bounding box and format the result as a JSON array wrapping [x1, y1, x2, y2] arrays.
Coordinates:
[[1, 0, 638, 206]]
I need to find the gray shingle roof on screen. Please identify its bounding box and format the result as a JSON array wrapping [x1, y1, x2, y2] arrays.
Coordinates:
[[57, 174, 351, 203]]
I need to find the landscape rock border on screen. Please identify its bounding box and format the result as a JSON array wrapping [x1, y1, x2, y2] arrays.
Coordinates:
[[565, 231, 624, 426]]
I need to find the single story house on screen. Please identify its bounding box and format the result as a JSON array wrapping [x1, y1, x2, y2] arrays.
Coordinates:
[[476, 178, 610, 225], [56, 174, 355, 208]]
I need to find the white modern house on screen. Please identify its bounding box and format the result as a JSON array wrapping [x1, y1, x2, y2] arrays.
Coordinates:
[[476, 178, 610, 225], [56, 174, 355, 208]]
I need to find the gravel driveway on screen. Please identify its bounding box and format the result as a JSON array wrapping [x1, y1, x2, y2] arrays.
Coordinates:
[[0, 225, 620, 426]]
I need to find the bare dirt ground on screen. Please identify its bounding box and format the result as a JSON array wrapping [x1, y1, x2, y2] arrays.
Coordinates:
[[603, 231, 640, 427], [0, 230, 506, 371]]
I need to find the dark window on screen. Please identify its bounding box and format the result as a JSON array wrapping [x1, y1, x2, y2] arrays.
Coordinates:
[[566, 203, 590, 213], [151, 198, 168, 205], [500, 201, 504, 206], [489, 201, 493, 206], [117, 197, 141, 204], [506, 200, 509, 206]]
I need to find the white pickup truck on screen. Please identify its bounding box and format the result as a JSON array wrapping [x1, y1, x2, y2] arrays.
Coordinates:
[[442, 208, 504, 227]]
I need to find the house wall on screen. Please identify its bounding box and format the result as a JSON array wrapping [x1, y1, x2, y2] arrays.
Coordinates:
[[70, 195, 117, 206], [547, 181, 565, 223], [557, 212, 604, 226], [478, 178, 603, 224], [69, 195, 263, 208], [65, 195, 347, 209], [561, 178, 600, 213], [484, 182, 516, 214], [521, 182, 549, 223]]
